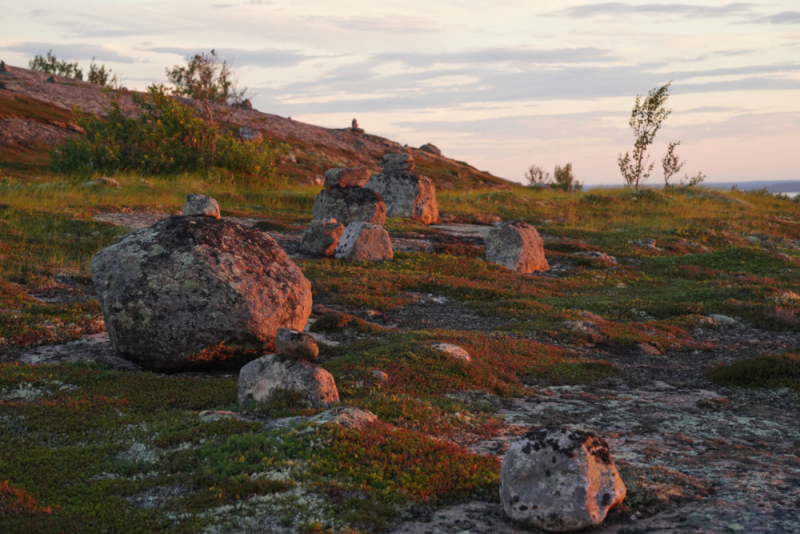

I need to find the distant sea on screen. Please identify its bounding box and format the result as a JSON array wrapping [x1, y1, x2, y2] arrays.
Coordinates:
[[585, 180, 800, 197]]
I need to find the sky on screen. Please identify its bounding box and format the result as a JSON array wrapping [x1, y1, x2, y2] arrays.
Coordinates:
[[1, 1, 799, 185]]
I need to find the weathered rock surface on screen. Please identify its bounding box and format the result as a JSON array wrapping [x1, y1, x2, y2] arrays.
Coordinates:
[[334, 222, 393, 261], [312, 185, 387, 226], [275, 327, 319, 362], [380, 152, 415, 172], [91, 216, 312, 371], [306, 406, 378, 429], [432, 343, 471, 363], [485, 221, 549, 273], [323, 167, 371, 188], [237, 353, 339, 408], [299, 219, 345, 257], [499, 427, 626, 532], [365, 171, 439, 225], [182, 193, 220, 218]]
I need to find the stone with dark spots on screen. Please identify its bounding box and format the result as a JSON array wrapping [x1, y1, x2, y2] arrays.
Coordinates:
[[299, 219, 345, 257], [275, 326, 319, 362], [323, 167, 371, 188], [379, 152, 415, 172], [499, 427, 626, 532], [334, 222, 393, 262], [182, 193, 220, 218], [237, 353, 338, 408], [365, 171, 439, 225], [91, 216, 312, 371], [312, 185, 386, 226], [484, 221, 549, 274]]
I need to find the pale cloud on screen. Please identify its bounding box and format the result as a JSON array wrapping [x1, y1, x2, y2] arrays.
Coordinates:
[[146, 46, 313, 68], [550, 2, 758, 19], [751, 11, 800, 24], [4, 42, 136, 63]]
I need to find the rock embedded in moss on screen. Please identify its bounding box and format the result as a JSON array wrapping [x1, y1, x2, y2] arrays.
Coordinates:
[[334, 222, 393, 262], [182, 193, 220, 218], [432, 343, 471, 363], [365, 170, 439, 225], [237, 353, 339, 408], [484, 221, 549, 274], [379, 152, 415, 172], [306, 406, 378, 429], [300, 218, 344, 257], [499, 427, 626, 532], [275, 326, 319, 362], [312, 185, 387, 226], [91, 216, 312, 371], [323, 167, 371, 188]]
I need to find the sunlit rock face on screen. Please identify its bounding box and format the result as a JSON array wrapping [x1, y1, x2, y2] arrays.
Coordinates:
[[333, 222, 393, 262], [91, 216, 312, 371], [365, 171, 439, 225], [484, 221, 549, 274], [500, 427, 626, 532]]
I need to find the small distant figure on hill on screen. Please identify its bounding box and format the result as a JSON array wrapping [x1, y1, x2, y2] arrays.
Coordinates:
[[350, 118, 364, 134]]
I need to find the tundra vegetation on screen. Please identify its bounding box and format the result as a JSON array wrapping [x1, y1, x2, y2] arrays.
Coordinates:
[[1, 59, 799, 533]]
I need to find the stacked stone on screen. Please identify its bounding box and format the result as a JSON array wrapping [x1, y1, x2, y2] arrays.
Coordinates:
[[304, 166, 393, 262], [237, 326, 339, 409], [364, 153, 439, 225]]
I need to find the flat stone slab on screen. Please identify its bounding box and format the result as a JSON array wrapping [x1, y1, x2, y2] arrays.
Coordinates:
[[17, 333, 142, 371]]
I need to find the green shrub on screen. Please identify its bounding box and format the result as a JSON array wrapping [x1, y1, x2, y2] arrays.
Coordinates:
[[707, 354, 800, 390], [50, 85, 285, 182]]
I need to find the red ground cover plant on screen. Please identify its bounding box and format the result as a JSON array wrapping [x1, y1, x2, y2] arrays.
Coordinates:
[[0, 481, 53, 515], [315, 421, 499, 503]]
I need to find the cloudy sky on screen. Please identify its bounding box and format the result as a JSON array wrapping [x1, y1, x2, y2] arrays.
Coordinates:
[[2, 1, 799, 185]]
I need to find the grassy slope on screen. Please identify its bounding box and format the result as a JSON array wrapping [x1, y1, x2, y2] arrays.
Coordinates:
[[1, 173, 800, 531]]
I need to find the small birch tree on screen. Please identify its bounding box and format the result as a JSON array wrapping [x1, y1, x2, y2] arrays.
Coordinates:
[[618, 82, 672, 190]]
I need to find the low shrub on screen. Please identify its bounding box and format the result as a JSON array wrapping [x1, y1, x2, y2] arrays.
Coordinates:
[[50, 85, 286, 183]]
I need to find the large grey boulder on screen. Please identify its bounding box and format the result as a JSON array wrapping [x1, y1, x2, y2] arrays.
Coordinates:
[[312, 185, 386, 226], [379, 153, 415, 172], [365, 171, 439, 225], [237, 353, 339, 408], [183, 193, 220, 218], [484, 221, 549, 273], [300, 219, 345, 257], [323, 167, 371, 188], [419, 143, 442, 156], [500, 427, 626, 532], [276, 327, 319, 362], [334, 222, 393, 262], [91, 216, 312, 371]]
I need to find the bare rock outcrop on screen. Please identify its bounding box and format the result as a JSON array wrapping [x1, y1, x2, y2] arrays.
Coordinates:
[[334, 222, 393, 261], [484, 221, 549, 273], [91, 216, 312, 371], [312, 185, 387, 226], [499, 427, 626, 532], [237, 353, 339, 408]]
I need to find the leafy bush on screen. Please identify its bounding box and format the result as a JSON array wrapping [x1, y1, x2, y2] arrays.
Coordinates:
[[29, 50, 83, 80], [50, 84, 285, 181]]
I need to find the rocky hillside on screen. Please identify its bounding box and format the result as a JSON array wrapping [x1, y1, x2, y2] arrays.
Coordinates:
[[0, 62, 513, 190]]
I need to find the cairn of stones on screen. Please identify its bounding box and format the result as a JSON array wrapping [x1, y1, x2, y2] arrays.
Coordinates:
[[303, 166, 393, 262]]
